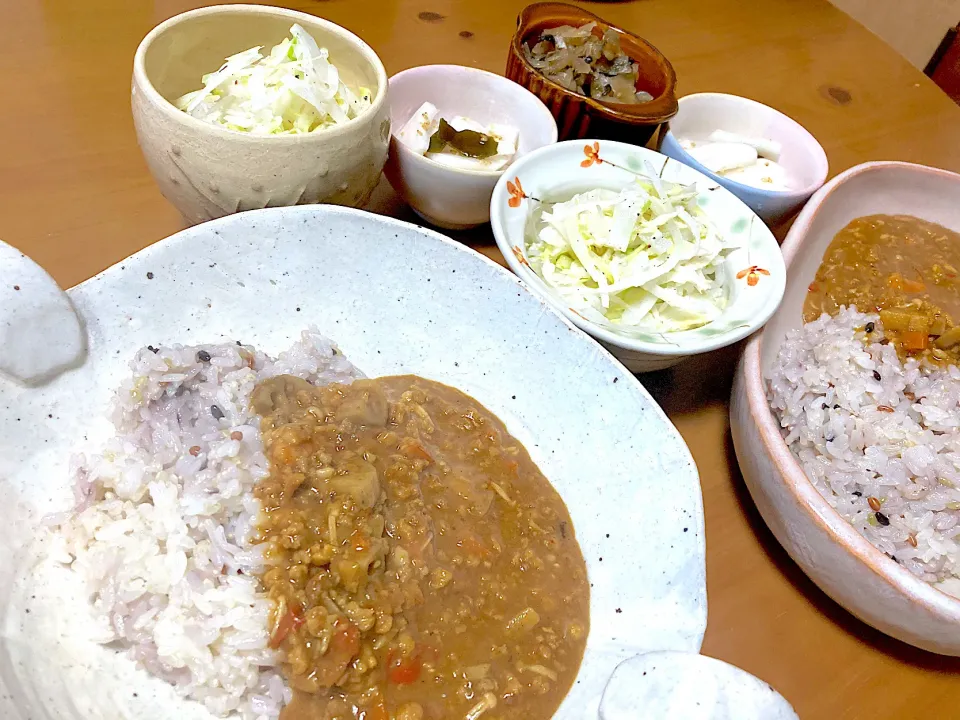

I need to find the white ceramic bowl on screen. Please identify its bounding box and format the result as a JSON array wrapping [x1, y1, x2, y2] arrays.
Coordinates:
[[383, 64, 558, 230], [490, 139, 786, 373], [732, 161, 960, 654], [600, 651, 798, 719], [0, 206, 707, 718], [659, 93, 828, 225], [132, 4, 390, 225]]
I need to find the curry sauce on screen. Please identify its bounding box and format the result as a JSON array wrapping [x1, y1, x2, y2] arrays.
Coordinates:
[[804, 214, 960, 363], [251, 375, 589, 720]]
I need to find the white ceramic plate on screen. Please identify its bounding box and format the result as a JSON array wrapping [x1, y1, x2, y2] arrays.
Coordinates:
[[0, 207, 706, 719]]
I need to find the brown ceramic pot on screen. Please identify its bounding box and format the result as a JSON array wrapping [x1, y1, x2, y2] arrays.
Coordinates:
[[505, 2, 678, 145]]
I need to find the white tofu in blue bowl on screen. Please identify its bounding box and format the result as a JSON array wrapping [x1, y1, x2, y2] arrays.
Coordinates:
[[659, 93, 829, 225]]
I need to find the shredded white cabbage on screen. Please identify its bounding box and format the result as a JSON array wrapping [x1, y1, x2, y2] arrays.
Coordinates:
[[175, 24, 372, 135], [525, 176, 739, 334]]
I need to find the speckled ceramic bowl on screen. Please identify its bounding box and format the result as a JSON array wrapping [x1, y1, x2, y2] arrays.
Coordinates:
[[132, 4, 390, 225], [732, 161, 960, 654], [490, 139, 786, 372], [0, 206, 707, 718]]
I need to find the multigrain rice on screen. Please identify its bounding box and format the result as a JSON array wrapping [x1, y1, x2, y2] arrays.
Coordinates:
[[768, 306, 960, 585], [50, 329, 362, 719]]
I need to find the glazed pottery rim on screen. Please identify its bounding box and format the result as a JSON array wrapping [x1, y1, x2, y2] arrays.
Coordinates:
[[664, 92, 830, 199], [511, 1, 678, 124], [490, 138, 785, 358], [0, 203, 708, 718], [388, 64, 559, 179], [133, 4, 389, 145], [742, 159, 960, 618]]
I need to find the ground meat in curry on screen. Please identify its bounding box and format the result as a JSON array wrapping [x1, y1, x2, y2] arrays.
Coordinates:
[[251, 375, 589, 720], [804, 214, 960, 364]]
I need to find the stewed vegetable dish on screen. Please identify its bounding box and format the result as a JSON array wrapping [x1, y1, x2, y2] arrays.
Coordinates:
[[804, 214, 960, 364], [522, 22, 653, 104], [252, 375, 590, 720]]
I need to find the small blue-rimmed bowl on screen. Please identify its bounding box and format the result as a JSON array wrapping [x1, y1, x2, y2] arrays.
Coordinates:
[[490, 139, 786, 373], [659, 93, 828, 226]]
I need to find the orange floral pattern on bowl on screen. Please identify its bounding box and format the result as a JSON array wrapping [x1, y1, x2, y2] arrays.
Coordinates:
[[581, 142, 603, 168], [508, 141, 771, 289], [737, 265, 770, 287], [506, 178, 528, 208], [507, 142, 636, 211], [511, 245, 531, 269]]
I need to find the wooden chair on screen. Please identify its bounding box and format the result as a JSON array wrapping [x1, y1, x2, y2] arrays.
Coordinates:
[[926, 24, 960, 104]]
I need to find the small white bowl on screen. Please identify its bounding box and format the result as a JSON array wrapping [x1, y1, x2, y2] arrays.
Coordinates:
[[132, 4, 390, 225], [659, 93, 828, 225], [490, 139, 785, 373], [732, 161, 960, 654], [600, 651, 798, 719], [383, 65, 557, 230]]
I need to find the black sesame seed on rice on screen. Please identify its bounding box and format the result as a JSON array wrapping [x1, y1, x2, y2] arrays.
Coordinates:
[[197, 350, 211, 363], [211, 405, 225, 420], [865, 321, 875, 333], [770, 307, 960, 586]]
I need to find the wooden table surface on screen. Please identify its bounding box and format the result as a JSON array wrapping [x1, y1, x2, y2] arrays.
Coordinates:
[[4, 0, 960, 717]]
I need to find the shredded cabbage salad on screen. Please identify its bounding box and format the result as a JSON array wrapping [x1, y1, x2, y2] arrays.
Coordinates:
[[175, 24, 372, 135], [525, 176, 739, 334]]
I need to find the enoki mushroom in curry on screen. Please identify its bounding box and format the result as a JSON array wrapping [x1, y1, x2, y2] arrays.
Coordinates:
[[251, 375, 589, 720], [804, 214, 960, 364]]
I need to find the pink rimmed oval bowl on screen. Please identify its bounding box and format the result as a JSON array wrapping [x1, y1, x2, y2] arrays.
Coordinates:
[[732, 160, 960, 654]]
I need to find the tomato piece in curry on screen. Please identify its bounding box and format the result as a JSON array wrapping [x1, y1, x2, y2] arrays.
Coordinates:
[[804, 214, 960, 363], [251, 375, 590, 720]]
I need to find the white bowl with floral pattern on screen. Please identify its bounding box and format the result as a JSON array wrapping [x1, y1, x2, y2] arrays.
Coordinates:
[[490, 139, 786, 372]]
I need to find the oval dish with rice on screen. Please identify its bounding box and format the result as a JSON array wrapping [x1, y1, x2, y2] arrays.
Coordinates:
[[53, 331, 589, 720]]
